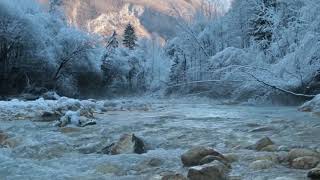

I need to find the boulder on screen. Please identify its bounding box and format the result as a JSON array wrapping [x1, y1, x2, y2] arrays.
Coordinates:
[[288, 149, 320, 162], [102, 133, 146, 155], [308, 168, 320, 179], [249, 160, 275, 170], [291, 156, 320, 169], [187, 161, 229, 180], [181, 147, 225, 167], [253, 137, 274, 151]]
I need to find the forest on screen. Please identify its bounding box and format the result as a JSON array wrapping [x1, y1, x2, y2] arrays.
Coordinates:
[[1, 0, 320, 179]]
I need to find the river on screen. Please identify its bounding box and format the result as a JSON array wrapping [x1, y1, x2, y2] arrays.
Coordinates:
[[0, 98, 319, 180]]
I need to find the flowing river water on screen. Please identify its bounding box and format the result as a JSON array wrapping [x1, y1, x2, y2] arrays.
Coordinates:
[[0, 98, 319, 180]]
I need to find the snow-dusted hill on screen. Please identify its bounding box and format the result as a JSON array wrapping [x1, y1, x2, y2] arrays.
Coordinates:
[[39, 0, 210, 39]]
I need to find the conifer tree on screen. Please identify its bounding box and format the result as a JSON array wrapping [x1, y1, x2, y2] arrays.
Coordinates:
[[248, 0, 277, 50], [106, 30, 119, 51], [123, 23, 137, 50]]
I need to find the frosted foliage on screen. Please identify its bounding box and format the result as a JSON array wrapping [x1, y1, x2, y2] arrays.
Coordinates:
[[0, 0, 102, 96], [165, 0, 320, 104]]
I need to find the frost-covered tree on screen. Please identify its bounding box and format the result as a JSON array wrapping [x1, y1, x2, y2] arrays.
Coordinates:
[[106, 30, 119, 50], [123, 23, 137, 50], [248, 0, 277, 50]]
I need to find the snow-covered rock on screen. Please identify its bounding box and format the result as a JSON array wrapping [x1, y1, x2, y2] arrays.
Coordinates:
[[54, 110, 96, 127], [299, 95, 320, 113], [42, 91, 61, 100]]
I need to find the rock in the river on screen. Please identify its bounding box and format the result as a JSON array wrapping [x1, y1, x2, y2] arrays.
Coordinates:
[[291, 156, 320, 169], [299, 95, 320, 112], [55, 111, 96, 127], [288, 149, 320, 162], [308, 167, 320, 179], [0, 131, 9, 147], [181, 146, 225, 167], [253, 137, 274, 151], [102, 133, 146, 155], [187, 161, 229, 180], [40, 111, 61, 122], [249, 160, 275, 170], [42, 91, 60, 100]]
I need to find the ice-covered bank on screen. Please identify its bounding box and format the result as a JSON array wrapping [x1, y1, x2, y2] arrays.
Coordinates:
[[0, 97, 320, 179]]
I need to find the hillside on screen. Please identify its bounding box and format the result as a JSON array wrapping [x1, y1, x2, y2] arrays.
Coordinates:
[[39, 0, 207, 39]]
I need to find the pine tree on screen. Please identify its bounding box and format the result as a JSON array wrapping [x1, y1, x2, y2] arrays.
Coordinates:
[[123, 23, 137, 50], [106, 30, 119, 51], [248, 0, 277, 50]]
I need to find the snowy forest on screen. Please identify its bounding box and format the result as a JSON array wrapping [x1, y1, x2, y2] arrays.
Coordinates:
[[1, 0, 320, 179]]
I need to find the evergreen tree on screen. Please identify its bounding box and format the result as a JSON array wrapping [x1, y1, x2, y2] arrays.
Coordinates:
[[248, 0, 277, 50], [123, 23, 137, 50], [106, 30, 119, 51]]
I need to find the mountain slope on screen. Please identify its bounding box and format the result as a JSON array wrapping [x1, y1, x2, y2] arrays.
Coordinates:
[[39, 0, 209, 39]]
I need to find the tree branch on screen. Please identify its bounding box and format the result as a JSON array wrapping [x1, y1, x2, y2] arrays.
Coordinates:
[[245, 72, 316, 98]]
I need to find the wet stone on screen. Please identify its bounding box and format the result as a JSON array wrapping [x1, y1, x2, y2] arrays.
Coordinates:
[[181, 146, 225, 167], [308, 168, 320, 179], [102, 133, 146, 155], [253, 137, 274, 151], [187, 161, 229, 180], [291, 156, 320, 169], [288, 149, 320, 162]]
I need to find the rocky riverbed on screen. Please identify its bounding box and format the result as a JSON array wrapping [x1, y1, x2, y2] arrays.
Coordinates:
[[0, 97, 320, 180]]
